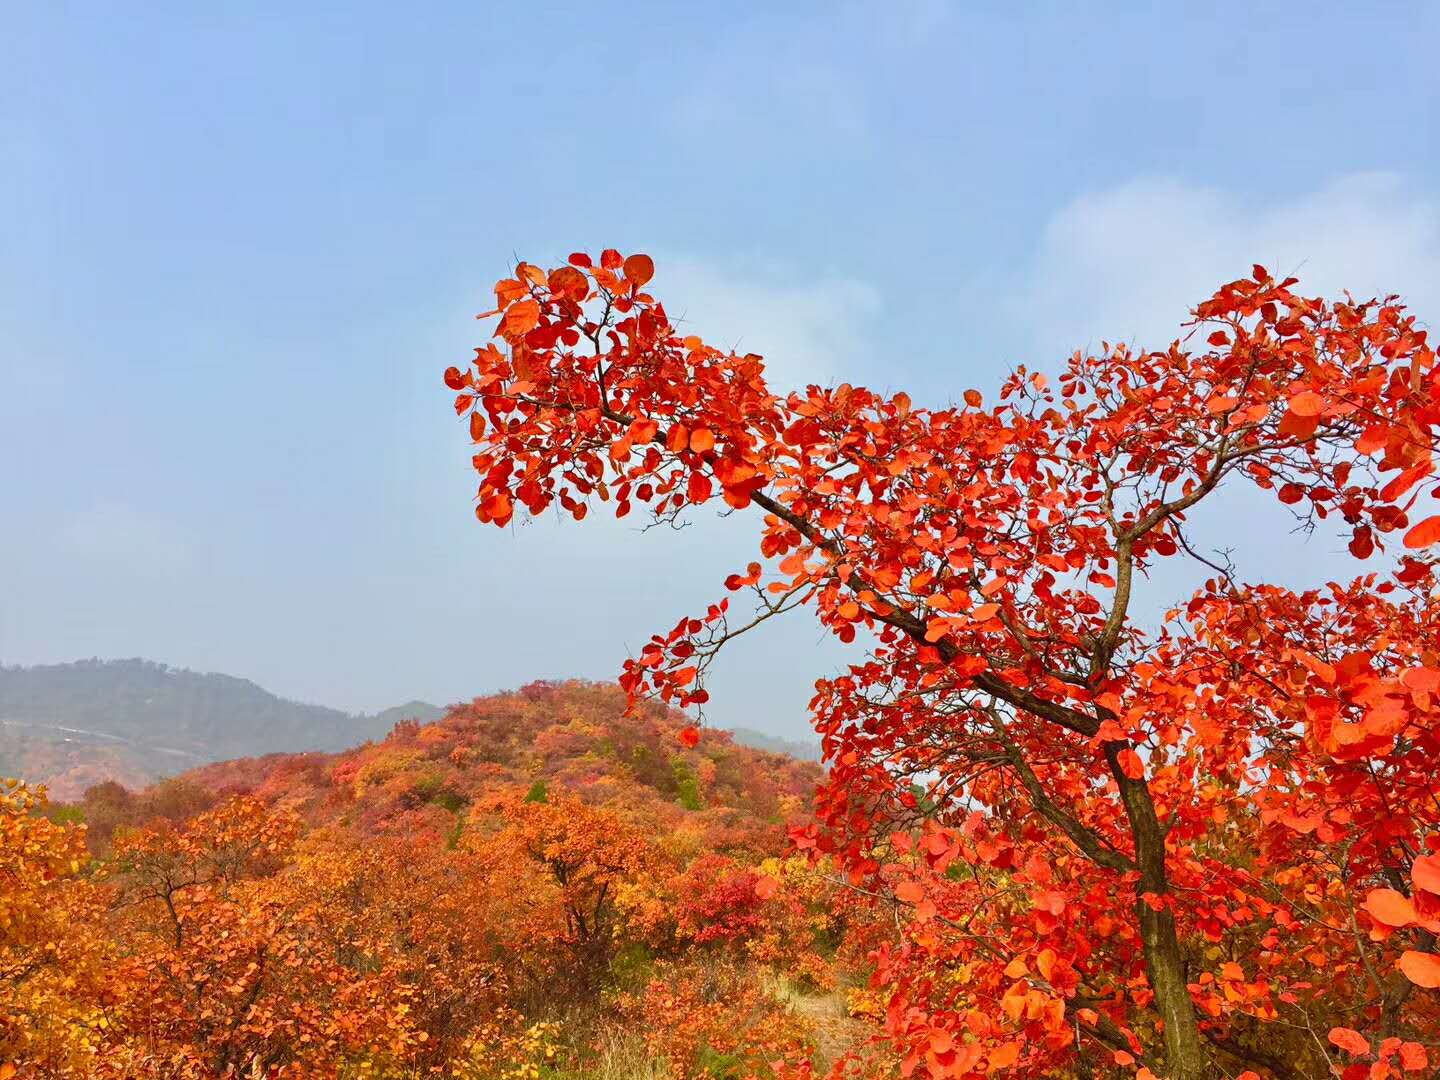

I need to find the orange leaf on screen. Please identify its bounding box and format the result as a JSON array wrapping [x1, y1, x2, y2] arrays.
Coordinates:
[[988, 1041, 1020, 1070], [1035, 947, 1057, 981], [547, 265, 589, 301], [498, 299, 541, 338], [1288, 390, 1325, 417], [678, 726, 701, 748], [689, 427, 716, 454], [1327, 1027, 1370, 1055], [1398, 950, 1440, 988], [1414, 853, 1440, 896], [754, 875, 781, 900], [894, 880, 925, 904], [1403, 515, 1440, 549], [1117, 749, 1146, 780], [1364, 888, 1417, 927], [622, 253, 655, 288], [1206, 394, 1238, 414], [1380, 460, 1433, 501]]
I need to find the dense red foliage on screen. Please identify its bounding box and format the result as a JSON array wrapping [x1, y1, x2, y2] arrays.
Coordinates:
[[448, 252, 1440, 1079]]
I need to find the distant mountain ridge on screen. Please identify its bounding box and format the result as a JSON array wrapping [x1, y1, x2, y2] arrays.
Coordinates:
[[727, 725, 822, 761], [0, 659, 443, 799]]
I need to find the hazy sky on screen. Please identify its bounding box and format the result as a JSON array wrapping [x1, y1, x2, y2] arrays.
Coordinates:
[[4, 3, 1438, 737]]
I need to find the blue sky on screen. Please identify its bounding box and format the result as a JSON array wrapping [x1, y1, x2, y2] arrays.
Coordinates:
[[4, 3, 1438, 735]]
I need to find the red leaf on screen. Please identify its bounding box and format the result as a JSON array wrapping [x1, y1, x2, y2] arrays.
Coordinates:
[[1327, 1027, 1370, 1056], [498, 299, 541, 339], [548, 265, 589, 301], [1380, 460, 1433, 501], [1400, 1042, 1428, 1071], [1403, 515, 1440, 549], [622, 253, 655, 288], [1413, 852, 1440, 896], [677, 725, 701, 748], [1117, 749, 1146, 780], [1364, 888, 1416, 927], [894, 880, 925, 904], [1398, 950, 1440, 988], [988, 1041, 1020, 1069]]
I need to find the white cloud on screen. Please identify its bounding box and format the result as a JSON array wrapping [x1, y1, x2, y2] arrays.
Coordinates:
[[1019, 173, 1440, 364], [652, 253, 881, 389]]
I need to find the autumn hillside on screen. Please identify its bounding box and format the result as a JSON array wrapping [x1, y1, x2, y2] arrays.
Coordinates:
[[122, 679, 822, 847], [6, 680, 879, 1079], [0, 659, 819, 801]]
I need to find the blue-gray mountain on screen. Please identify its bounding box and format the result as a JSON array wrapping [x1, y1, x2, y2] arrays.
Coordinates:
[[0, 659, 443, 798]]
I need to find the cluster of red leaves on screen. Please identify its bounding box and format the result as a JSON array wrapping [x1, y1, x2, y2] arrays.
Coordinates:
[[453, 253, 1440, 1078]]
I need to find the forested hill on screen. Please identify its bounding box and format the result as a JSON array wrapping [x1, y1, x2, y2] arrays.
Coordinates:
[[0, 660, 817, 800], [24, 680, 856, 1076], [0, 659, 443, 799], [142, 679, 824, 842]]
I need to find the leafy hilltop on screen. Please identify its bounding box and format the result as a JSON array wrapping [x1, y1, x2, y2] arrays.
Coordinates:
[[1, 659, 814, 801], [154, 679, 822, 844], [7, 680, 883, 1078]]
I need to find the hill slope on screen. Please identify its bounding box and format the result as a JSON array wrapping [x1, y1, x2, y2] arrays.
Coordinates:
[[2, 659, 817, 800], [165, 679, 821, 842], [22, 681, 869, 1078]]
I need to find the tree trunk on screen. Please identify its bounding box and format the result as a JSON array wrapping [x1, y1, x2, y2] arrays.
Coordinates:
[[1107, 743, 1216, 1080], [1136, 900, 1213, 1079]]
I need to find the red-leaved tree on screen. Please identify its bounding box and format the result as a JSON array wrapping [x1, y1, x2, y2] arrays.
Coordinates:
[[447, 251, 1440, 1079]]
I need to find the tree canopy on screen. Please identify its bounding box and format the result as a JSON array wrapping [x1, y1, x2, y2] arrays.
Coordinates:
[[449, 251, 1440, 1079]]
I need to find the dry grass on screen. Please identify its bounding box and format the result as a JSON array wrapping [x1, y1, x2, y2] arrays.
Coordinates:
[[770, 976, 868, 1072], [503, 972, 871, 1079], [580, 1027, 669, 1080]]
